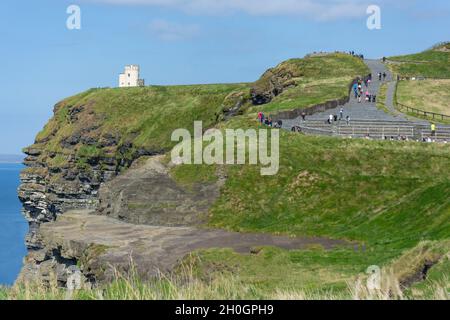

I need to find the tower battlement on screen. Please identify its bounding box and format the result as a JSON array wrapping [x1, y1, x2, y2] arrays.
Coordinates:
[[119, 65, 145, 87]]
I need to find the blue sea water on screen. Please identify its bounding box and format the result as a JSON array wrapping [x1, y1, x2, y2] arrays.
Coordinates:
[[0, 163, 27, 285]]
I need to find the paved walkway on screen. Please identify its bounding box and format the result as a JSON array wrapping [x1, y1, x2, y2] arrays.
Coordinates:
[[282, 59, 423, 129]]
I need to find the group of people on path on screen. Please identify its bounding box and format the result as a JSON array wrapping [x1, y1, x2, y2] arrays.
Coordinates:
[[257, 111, 282, 128], [327, 108, 351, 125], [353, 75, 378, 104], [378, 72, 387, 81], [349, 51, 364, 59]]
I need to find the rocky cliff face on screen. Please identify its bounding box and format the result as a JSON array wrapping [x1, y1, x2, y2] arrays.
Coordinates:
[[17, 96, 159, 247], [14, 81, 249, 287], [97, 156, 225, 226], [18, 142, 121, 241], [16, 100, 157, 286], [16, 154, 228, 287], [250, 64, 298, 105], [17, 140, 128, 286]]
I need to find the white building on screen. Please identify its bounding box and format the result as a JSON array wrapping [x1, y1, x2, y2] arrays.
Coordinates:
[[119, 65, 145, 87]]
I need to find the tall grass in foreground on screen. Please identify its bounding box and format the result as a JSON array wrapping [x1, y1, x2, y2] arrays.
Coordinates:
[[3, 261, 448, 300]]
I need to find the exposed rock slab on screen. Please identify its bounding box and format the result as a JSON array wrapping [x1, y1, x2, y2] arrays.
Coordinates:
[[97, 156, 224, 226], [18, 210, 348, 285]]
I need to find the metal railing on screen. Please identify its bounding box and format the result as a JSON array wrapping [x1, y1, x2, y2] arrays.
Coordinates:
[[292, 124, 415, 139], [291, 125, 333, 136], [337, 125, 415, 138], [396, 102, 450, 122]]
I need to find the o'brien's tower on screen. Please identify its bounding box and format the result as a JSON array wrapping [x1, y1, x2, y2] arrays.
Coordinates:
[[119, 65, 145, 87]]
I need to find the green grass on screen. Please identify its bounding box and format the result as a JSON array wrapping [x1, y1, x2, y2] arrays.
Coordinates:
[[250, 54, 369, 114], [389, 43, 450, 78], [396, 80, 450, 117], [2, 243, 447, 300], [170, 163, 219, 188], [194, 246, 369, 294], [77, 145, 104, 158], [375, 82, 393, 115], [0, 286, 8, 300], [207, 123, 450, 242], [34, 84, 249, 156], [167, 117, 450, 294], [253, 77, 352, 114]]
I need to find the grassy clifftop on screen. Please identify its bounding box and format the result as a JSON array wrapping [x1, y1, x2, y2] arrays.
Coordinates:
[[28, 53, 367, 166], [33, 84, 248, 158], [389, 42, 450, 78], [250, 53, 368, 112], [389, 42, 450, 120]]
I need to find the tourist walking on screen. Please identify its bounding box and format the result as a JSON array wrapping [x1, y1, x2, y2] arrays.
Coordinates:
[[328, 114, 333, 124], [258, 111, 264, 124], [431, 123, 436, 137], [339, 108, 344, 120]]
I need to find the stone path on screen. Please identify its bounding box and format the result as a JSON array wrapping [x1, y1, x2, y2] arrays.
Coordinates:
[[283, 59, 410, 129], [278, 59, 450, 140]]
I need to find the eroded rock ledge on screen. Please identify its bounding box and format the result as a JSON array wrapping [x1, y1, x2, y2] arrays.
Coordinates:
[[17, 209, 347, 286], [97, 155, 225, 226]]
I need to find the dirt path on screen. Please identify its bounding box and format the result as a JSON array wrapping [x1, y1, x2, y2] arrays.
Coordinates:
[[37, 210, 348, 283]]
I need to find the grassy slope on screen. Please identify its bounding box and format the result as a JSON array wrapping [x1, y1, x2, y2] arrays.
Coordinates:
[[34, 84, 249, 157], [397, 79, 450, 116], [388, 43, 450, 122], [168, 113, 450, 295], [376, 82, 394, 115], [184, 116, 449, 293], [389, 43, 450, 78], [249, 54, 369, 114]]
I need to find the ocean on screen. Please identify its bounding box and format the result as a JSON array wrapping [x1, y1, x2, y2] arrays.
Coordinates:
[[0, 163, 27, 285]]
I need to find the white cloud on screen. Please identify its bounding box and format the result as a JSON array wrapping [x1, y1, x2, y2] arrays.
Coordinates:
[[149, 19, 200, 41], [87, 0, 373, 20]]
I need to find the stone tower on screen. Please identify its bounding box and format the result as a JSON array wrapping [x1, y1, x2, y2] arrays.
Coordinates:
[[119, 65, 145, 87]]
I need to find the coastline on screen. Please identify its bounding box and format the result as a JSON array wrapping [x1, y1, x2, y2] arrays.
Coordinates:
[[0, 162, 27, 285]]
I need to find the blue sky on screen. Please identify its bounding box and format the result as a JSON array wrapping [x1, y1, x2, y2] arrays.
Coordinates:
[[0, 0, 449, 154]]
